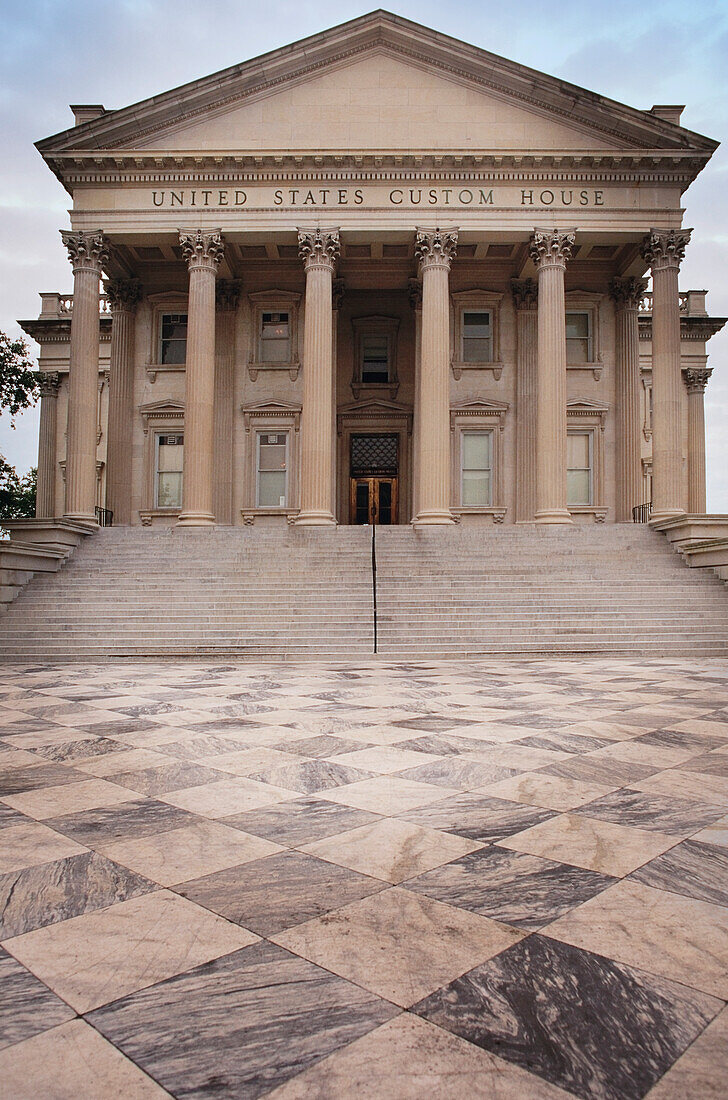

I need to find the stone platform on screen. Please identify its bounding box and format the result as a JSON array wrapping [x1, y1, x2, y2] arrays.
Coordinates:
[[0, 657, 726, 1098]]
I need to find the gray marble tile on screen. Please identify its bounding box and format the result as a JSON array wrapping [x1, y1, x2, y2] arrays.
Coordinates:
[[269, 734, 371, 757], [413, 934, 721, 1100], [153, 735, 252, 760], [682, 753, 728, 777], [111, 762, 230, 795], [513, 731, 613, 754], [0, 850, 154, 938], [406, 845, 615, 929], [0, 947, 75, 1050], [578, 788, 725, 836], [46, 796, 201, 846], [0, 801, 28, 830], [397, 758, 520, 790], [81, 718, 160, 737], [542, 756, 658, 787], [117, 703, 184, 716], [88, 941, 398, 1099], [399, 793, 555, 842], [397, 733, 492, 755], [28, 737, 128, 763], [177, 850, 385, 935], [631, 840, 728, 906], [222, 796, 382, 846], [0, 762, 87, 796], [393, 716, 479, 732], [635, 728, 726, 753], [246, 760, 375, 794]]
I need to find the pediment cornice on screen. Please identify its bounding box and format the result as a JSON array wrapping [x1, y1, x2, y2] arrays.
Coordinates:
[[37, 11, 716, 193]]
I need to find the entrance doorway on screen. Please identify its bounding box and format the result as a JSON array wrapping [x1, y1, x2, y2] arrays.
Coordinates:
[[349, 434, 399, 525]]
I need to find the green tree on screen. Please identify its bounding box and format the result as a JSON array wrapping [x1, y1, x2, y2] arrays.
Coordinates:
[[0, 331, 38, 423], [0, 458, 36, 519]]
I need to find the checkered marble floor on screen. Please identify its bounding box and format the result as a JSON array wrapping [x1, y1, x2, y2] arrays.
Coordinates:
[[0, 657, 726, 1099]]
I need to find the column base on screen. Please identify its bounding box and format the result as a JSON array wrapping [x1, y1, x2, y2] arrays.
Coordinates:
[[649, 508, 686, 526], [62, 511, 99, 530], [176, 511, 216, 527], [534, 508, 574, 525], [413, 510, 456, 526], [295, 510, 337, 527]]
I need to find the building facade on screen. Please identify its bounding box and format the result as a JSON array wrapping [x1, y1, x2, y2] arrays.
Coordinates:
[[22, 11, 725, 530]]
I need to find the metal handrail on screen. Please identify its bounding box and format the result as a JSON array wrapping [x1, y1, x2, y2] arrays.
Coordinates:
[[632, 502, 652, 523]]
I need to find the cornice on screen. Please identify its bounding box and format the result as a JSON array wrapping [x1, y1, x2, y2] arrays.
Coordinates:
[[18, 317, 112, 343], [638, 315, 727, 341]]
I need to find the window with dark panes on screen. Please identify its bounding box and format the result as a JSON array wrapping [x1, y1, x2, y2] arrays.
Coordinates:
[[462, 311, 492, 362], [159, 314, 188, 364], [261, 312, 290, 363]]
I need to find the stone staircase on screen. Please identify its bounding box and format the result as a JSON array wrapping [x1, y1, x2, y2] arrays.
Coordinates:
[[0, 524, 727, 660]]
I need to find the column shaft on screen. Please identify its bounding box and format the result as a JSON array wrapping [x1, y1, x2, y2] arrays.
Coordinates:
[[35, 374, 60, 518], [684, 369, 711, 513], [513, 280, 538, 522], [611, 277, 646, 521], [414, 228, 458, 525], [408, 279, 422, 522], [530, 229, 576, 524], [105, 280, 140, 525], [61, 231, 109, 524], [641, 229, 691, 522], [177, 230, 224, 527], [297, 228, 340, 526]]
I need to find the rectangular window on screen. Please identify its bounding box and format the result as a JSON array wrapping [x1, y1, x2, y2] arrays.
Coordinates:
[[156, 434, 183, 508], [159, 313, 188, 364], [462, 311, 492, 363], [567, 431, 592, 505], [261, 312, 290, 363], [566, 311, 591, 363], [361, 335, 390, 383], [257, 432, 288, 507], [461, 430, 492, 506]]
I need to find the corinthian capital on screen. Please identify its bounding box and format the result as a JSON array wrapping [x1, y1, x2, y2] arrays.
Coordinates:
[[609, 276, 648, 310], [104, 278, 142, 313], [38, 372, 60, 398], [60, 230, 110, 274], [415, 227, 458, 271], [215, 279, 241, 312], [511, 278, 538, 310], [683, 367, 712, 394], [179, 229, 225, 272], [529, 228, 576, 270], [641, 229, 692, 272], [297, 228, 341, 271]]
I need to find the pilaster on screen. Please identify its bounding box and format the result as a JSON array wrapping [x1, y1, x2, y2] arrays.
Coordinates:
[[610, 276, 647, 522], [214, 279, 241, 525], [530, 227, 576, 524], [35, 373, 60, 518], [683, 367, 711, 514], [105, 278, 141, 525], [512, 278, 538, 522]]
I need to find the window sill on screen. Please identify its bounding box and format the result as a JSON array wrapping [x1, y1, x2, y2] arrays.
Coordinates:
[[248, 361, 300, 381], [451, 361, 503, 381], [452, 506, 506, 524], [569, 506, 607, 523], [566, 361, 603, 381], [145, 364, 186, 383], [241, 508, 298, 526]]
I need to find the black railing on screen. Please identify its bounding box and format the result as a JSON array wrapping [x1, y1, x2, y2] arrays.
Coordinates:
[[95, 507, 113, 527], [632, 502, 652, 524]]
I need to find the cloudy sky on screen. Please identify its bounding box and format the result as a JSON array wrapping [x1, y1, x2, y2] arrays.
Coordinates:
[[1, 0, 726, 507]]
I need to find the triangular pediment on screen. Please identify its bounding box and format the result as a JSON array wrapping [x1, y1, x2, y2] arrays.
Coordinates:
[[452, 399, 510, 414], [338, 398, 410, 417], [38, 11, 716, 170]]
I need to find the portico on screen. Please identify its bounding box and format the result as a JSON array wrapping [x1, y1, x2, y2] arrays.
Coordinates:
[[21, 11, 724, 532]]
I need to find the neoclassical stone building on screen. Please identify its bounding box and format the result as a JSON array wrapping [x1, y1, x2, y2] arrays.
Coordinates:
[[22, 11, 725, 530]]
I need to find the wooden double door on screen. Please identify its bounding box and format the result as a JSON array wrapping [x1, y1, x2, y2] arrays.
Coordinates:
[[350, 477, 398, 525]]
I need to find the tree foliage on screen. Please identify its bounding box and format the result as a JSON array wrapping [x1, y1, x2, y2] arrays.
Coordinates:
[[0, 457, 36, 520], [0, 331, 38, 424]]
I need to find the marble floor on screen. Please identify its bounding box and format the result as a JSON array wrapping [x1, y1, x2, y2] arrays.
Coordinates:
[[0, 657, 727, 1099]]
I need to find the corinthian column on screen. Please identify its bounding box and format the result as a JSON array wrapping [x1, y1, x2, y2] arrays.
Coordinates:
[[512, 279, 538, 522], [414, 227, 458, 525], [640, 229, 692, 522], [530, 228, 576, 524], [214, 280, 241, 525], [36, 373, 60, 518], [177, 229, 224, 527], [684, 367, 711, 513], [105, 279, 141, 525], [60, 229, 109, 524], [610, 276, 647, 522], [296, 228, 340, 526]]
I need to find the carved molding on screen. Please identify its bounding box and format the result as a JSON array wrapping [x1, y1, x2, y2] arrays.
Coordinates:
[[415, 227, 458, 270], [297, 227, 340, 271], [609, 276, 647, 309], [640, 228, 692, 272], [215, 279, 241, 312], [683, 367, 712, 394], [179, 228, 225, 271], [407, 278, 422, 309], [529, 228, 576, 269], [104, 278, 142, 312], [60, 230, 110, 274], [332, 278, 345, 311], [511, 278, 538, 310]]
